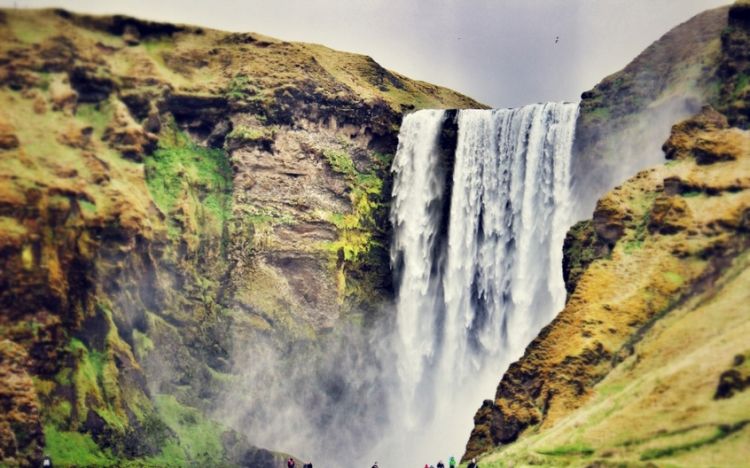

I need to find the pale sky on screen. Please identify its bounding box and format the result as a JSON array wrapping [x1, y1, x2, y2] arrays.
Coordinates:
[[2, 0, 731, 107]]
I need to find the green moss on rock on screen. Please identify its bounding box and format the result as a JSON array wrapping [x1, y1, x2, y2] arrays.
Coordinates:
[[44, 426, 115, 467], [145, 123, 232, 240], [152, 394, 225, 464]]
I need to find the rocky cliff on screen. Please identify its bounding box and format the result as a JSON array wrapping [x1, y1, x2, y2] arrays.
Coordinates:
[[0, 8, 482, 467], [465, 2, 750, 465]]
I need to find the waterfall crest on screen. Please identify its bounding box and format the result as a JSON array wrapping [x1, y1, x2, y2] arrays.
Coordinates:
[[386, 102, 579, 464]]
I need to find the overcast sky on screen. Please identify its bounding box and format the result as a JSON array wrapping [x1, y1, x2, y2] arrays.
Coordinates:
[[3, 0, 730, 107]]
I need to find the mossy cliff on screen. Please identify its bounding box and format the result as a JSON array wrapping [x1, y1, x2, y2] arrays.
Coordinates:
[[464, 3, 750, 464], [0, 8, 481, 466]]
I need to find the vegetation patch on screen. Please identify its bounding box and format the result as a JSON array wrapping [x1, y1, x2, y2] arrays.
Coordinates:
[[640, 421, 749, 461], [663, 271, 685, 286], [243, 205, 294, 227], [227, 125, 276, 142], [240, 205, 295, 250], [537, 442, 595, 457], [623, 196, 655, 253], [588, 106, 611, 121], [132, 330, 154, 358], [322, 148, 357, 177], [226, 124, 277, 151], [732, 73, 749, 99], [152, 394, 225, 465], [44, 425, 115, 467], [76, 101, 113, 139], [8, 14, 55, 44], [224, 74, 260, 102], [46, 400, 73, 427], [317, 145, 393, 305], [325, 168, 384, 262], [69, 337, 128, 432], [145, 123, 232, 239], [596, 382, 626, 397]]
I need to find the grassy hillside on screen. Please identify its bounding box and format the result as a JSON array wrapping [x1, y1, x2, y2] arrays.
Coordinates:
[[465, 105, 750, 465], [476, 252, 750, 466], [0, 8, 481, 112]]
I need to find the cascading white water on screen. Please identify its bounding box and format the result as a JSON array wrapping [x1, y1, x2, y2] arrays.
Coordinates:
[[384, 102, 579, 465], [389, 109, 451, 427]]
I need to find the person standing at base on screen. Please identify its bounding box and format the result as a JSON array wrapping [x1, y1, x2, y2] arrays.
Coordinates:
[[449, 456, 457, 468], [437, 460, 445, 468], [287, 457, 295, 468], [467, 457, 478, 468]]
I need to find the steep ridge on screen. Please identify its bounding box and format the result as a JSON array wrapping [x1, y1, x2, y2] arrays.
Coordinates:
[[465, 2, 750, 463], [0, 8, 482, 466], [572, 4, 730, 216], [465, 105, 750, 466]]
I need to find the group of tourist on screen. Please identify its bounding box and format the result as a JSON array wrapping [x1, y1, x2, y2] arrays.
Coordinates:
[[286, 458, 312, 468], [423, 455, 459, 468], [424, 455, 478, 468], [285, 454, 479, 467]]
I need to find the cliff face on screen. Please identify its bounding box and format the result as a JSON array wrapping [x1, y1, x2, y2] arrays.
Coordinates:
[[0, 9, 482, 466], [465, 2, 750, 464]]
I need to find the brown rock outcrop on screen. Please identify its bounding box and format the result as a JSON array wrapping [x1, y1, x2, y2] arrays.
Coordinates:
[[0, 340, 43, 466], [0, 113, 19, 150], [102, 101, 157, 161]]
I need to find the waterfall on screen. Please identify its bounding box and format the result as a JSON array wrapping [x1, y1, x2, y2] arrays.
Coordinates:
[[385, 102, 579, 464]]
